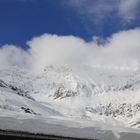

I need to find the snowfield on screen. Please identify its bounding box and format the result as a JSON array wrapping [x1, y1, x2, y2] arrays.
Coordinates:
[[1, 65, 140, 139]]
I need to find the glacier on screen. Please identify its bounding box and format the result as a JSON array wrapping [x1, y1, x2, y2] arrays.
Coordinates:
[[1, 65, 140, 139]]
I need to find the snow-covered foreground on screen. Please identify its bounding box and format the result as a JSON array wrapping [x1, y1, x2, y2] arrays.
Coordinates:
[[1, 65, 140, 139]]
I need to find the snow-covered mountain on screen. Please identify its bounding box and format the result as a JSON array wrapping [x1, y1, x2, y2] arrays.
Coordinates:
[[1, 65, 140, 139]]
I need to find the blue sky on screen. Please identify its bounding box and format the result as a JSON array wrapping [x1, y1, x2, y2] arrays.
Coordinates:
[[0, 0, 140, 49]]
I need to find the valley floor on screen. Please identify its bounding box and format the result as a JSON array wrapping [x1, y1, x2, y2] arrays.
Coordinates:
[[0, 129, 94, 140]]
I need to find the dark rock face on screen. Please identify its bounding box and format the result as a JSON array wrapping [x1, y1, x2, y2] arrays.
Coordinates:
[[0, 79, 34, 101], [53, 86, 78, 99], [0, 80, 8, 88], [21, 107, 39, 115], [85, 103, 140, 118]]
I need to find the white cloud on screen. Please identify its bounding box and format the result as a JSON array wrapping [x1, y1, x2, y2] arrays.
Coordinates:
[[63, 0, 116, 22], [119, 0, 139, 20], [0, 45, 30, 69], [62, 0, 139, 22], [27, 34, 89, 72], [0, 28, 140, 73]]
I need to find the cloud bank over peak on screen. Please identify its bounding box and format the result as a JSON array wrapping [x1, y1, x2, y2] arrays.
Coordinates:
[[27, 34, 89, 72], [0, 28, 140, 73]]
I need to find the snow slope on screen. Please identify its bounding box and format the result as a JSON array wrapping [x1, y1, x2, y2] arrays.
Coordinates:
[[1, 65, 140, 139]]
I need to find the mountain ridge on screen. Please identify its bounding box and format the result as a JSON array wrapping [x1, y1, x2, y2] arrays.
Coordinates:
[[1, 65, 140, 128]]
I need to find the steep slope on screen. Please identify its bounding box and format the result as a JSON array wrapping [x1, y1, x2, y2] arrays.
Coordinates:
[[0, 77, 61, 119]]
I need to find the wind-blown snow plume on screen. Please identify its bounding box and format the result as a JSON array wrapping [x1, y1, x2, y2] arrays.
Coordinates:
[[0, 28, 140, 72]]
